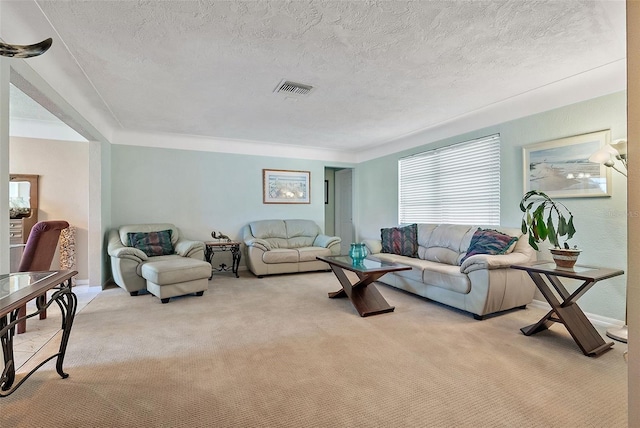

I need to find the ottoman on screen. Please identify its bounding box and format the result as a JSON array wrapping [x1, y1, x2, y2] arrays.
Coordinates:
[[141, 258, 211, 303]]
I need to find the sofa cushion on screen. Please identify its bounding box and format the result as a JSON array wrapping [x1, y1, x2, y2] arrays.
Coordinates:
[[416, 224, 438, 248], [372, 253, 424, 282], [250, 220, 287, 239], [375, 253, 471, 293], [461, 228, 519, 263], [141, 257, 211, 285], [297, 246, 332, 262], [128, 229, 174, 257], [381, 224, 418, 257], [262, 248, 299, 264], [420, 224, 475, 265], [285, 219, 320, 238], [288, 236, 316, 248], [420, 261, 471, 294], [136, 254, 184, 276], [250, 219, 321, 249]]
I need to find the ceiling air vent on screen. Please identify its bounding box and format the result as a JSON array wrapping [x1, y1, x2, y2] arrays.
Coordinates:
[[274, 80, 314, 98]]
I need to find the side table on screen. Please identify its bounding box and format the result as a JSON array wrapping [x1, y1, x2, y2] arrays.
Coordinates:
[[1, 270, 78, 397], [204, 241, 241, 279], [511, 262, 623, 357]]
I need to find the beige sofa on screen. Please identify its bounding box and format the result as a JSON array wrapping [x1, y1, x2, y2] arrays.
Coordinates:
[[107, 223, 210, 302], [242, 219, 341, 277], [364, 224, 536, 319]]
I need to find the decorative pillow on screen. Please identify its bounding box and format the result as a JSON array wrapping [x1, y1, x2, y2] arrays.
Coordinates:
[[381, 224, 418, 257], [460, 228, 518, 264], [127, 230, 174, 257]]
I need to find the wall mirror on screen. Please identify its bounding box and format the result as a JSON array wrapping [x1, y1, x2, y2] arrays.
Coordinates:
[[9, 179, 32, 218], [9, 174, 39, 243]]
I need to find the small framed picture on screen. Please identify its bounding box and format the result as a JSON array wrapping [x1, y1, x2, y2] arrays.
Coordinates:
[[523, 130, 612, 198], [263, 169, 311, 204]]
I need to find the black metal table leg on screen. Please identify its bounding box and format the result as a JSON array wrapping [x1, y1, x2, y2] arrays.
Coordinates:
[[0, 277, 77, 397]]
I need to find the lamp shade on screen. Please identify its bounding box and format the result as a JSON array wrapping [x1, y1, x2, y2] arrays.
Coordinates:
[[589, 146, 616, 166], [610, 139, 627, 156]]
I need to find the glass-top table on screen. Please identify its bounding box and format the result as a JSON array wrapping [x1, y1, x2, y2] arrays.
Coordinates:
[[511, 262, 624, 356], [317, 255, 412, 317], [1, 270, 78, 397], [0, 271, 56, 301]]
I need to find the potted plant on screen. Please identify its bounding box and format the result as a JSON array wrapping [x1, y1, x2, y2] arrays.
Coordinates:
[[519, 190, 579, 268]]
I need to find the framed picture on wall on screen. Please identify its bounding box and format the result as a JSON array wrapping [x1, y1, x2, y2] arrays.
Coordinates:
[[523, 130, 612, 198], [263, 169, 311, 204]]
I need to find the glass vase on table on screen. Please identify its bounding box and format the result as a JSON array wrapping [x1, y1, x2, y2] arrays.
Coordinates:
[[349, 243, 368, 266]]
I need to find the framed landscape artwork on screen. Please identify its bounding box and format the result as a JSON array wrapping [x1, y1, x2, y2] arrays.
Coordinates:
[[263, 169, 311, 204], [523, 130, 612, 198]]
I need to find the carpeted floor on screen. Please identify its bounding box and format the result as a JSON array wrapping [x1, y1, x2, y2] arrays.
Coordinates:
[[1, 271, 628, 427]]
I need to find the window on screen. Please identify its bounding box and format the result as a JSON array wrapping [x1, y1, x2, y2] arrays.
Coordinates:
[[398, 134, 501, 225]]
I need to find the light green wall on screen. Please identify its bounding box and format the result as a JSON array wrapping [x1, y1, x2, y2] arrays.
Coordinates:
[[356, 91, 628, 321], [111, 145, 352, 248]]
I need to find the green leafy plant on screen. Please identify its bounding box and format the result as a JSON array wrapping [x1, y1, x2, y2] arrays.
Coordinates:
[[519, 190, 576, 251]]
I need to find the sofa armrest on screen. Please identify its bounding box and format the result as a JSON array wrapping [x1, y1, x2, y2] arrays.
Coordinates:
[[244, 238, 271, 252], [107, 230, 148, 262], [174, 239, 205, 258], [363, 239, 383, 255], [460, 252, 533, 274], [313, 234, 341, 248]]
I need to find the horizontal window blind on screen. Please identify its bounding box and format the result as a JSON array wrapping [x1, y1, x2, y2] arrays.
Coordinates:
[[399, 134, 501, 225]]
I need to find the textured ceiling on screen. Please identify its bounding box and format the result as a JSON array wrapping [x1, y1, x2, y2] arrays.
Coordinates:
[[3, 1, 627, 156]]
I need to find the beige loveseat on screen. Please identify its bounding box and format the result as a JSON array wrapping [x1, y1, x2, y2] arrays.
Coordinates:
[[242, 219, 341, 277], [364, 224, 536, 319], [107, 223, 210, 302]]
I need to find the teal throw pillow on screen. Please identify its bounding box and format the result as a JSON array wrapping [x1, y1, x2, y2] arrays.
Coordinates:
[[128, 229, 174, 257], [381, 224, 418, 257], [461, 228, 518, 264]]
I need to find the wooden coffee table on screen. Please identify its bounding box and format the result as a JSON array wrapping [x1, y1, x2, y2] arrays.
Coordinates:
[[317, 255, 411, 317]]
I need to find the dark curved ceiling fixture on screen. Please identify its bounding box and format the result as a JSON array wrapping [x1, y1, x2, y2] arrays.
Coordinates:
[[0, 37, 52, 58]]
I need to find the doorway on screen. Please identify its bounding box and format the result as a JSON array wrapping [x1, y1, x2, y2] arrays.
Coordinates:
[[333, 168, 354, 255], [7, 80, 95, 284]]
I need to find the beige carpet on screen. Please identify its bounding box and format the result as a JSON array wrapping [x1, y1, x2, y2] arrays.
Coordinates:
[[1, 272, 628, 427]]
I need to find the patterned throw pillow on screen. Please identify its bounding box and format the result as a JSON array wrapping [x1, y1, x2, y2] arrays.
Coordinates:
[[460, 228, 518, 264], [381, 224, 418, 257], [127, 229, 174, 257]]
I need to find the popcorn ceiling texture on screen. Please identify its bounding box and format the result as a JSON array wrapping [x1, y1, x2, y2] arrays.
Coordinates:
[[32, 0, 624, 150]]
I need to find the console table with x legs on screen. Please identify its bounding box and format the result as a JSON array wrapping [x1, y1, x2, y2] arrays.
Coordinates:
[[511, 262, 623, 357], [0, 270, 78, 396]]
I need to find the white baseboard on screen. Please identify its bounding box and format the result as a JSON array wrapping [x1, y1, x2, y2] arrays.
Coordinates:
[[529, 299, 624, 328]]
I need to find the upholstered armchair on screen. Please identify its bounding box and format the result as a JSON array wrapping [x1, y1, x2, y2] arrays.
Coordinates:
[[107, 223, 205, 295]]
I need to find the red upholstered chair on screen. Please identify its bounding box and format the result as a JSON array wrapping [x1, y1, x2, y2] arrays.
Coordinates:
[[16, 220, 69, 334]]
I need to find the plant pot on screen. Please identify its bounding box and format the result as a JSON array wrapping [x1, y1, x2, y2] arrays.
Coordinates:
[[549, 248, 581, 269]]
